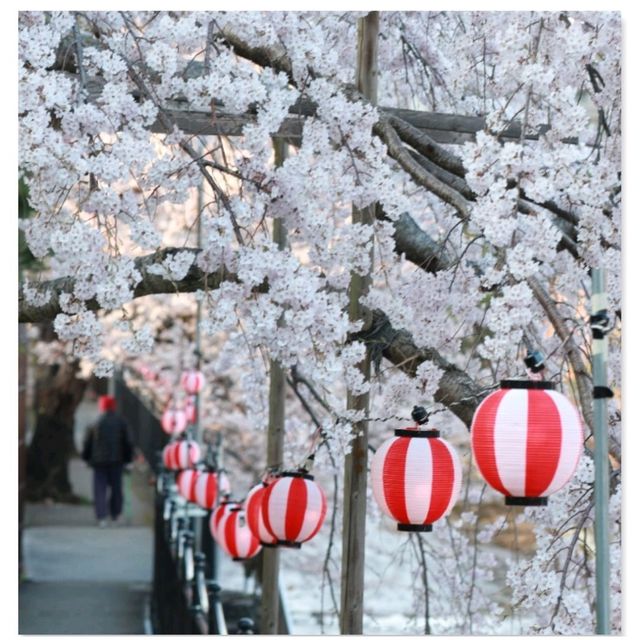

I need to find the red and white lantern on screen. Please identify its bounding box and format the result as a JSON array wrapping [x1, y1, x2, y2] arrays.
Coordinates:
[[210, 501, 242, 541], [161, 407, 188, 436], [162, 440, 200, 470], [471, 380, 583, 506], [244, 483, 278, 547], [213, 505, 261, 561], [177, 469, 201, 502], [181, 370, 205, 395], [194, 471, 218, 510], [261, 472, 327, 547], [370, 427, 462, 532]]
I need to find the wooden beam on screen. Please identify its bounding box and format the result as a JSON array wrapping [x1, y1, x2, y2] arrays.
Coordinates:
[[75, 74, 573, 145]]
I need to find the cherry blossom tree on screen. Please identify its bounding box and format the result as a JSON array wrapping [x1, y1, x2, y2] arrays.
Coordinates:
[[18, 10, 621, 634]]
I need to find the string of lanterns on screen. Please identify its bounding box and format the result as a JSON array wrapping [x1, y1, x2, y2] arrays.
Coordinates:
[[155, 349, 585, 565]]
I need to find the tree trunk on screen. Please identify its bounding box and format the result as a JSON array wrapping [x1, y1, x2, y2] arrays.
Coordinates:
[[25, 326, 88, 502]]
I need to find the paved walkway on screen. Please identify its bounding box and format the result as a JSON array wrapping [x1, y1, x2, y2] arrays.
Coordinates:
[[19, 399, 156, 634]]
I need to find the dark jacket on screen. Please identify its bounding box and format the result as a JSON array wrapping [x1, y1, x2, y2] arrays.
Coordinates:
[[82, 411, 133, 466]]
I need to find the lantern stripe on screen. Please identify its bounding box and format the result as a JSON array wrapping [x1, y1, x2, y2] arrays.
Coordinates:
[[225, 512, 239, 559], [383, 436, 411, 523], [264, 477, 291, 540], [284, 478, 307, 541], [424, 438, 455, 524], [177, 470, 199, 502], [404, 438, 432, 524], [525, 389, 562, 496], [443, 439, 463, 516], [471, 389, 509, 495], [295, 480, 321, 542], [370, 436, 397, 519], [543, 391, 584, 495], [305, 486, 327, 542], [245, 485, 275, 544], [171, 443, 180, 469], [210, 504, 230, 541], [195, 473, 217, 509], [494, 390, 529, 496]]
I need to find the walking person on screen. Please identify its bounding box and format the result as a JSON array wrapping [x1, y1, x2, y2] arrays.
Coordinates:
[[81, 395, 134, 527]]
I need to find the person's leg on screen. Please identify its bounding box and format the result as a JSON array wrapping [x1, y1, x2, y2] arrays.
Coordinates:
[[109, 464, 124, 521], [93, 467, 108, 524]]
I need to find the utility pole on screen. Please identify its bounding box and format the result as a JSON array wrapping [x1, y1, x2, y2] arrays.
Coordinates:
[[591, 267, 611, 634], [260, 138, 288, 634], [339, 11, 379, 635]]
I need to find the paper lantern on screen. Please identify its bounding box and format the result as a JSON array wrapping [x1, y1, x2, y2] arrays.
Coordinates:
[[161, 407, 188, 435], [243, 483, 278, 547], [214, 505, 261, 561], [162, 440, 200, 470], [181, 370, 205, 395], [194, 471, 218, 510], [210, 501, 242, 541], [177, 469, 201, 502], [371, 427, 461, 532], [471, 380, 583, 506], [261, 472, 327, 547]]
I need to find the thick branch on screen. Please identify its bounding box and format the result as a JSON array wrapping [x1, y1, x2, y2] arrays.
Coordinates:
[[376, 205, 453, 273], [19, 248, 238, 323], [374, 119, 471, 219], [388, 114, 466, 177], [352, 308, 487, 427]]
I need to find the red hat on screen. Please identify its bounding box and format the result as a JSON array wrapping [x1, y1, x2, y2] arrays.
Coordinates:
[[98, 395, 116, 412]]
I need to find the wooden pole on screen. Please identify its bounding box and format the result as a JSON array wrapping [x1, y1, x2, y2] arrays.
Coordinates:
[[260, 138, 288, 635], [339, 11, 379, 635]]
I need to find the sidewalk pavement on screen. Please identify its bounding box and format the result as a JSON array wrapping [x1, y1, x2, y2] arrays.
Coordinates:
[[19, 455, 156, 635]]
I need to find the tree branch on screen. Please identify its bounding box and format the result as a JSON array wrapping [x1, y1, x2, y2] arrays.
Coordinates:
[[19, 248, 239, 323]]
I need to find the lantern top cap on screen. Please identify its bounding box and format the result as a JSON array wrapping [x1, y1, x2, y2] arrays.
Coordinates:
[[394, 428, 441, 438], [500, 379, 556, 390], [278, 470, 315, 481]]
